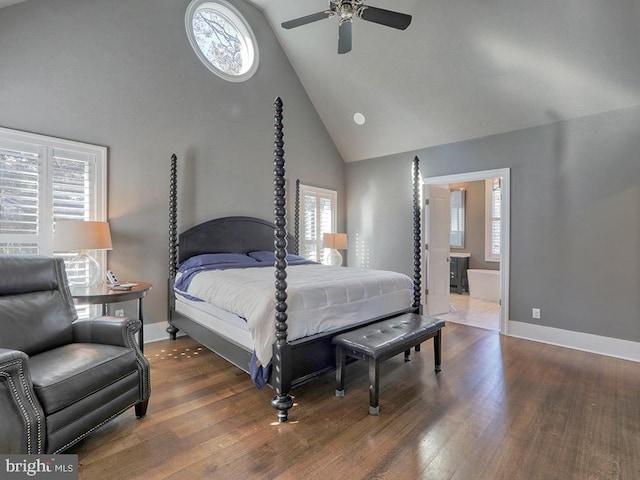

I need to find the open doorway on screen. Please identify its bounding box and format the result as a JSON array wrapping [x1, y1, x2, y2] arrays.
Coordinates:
[[423, 168, 510, 335]]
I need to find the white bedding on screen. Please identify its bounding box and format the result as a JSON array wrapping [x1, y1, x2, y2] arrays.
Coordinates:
[[182, 264, 413, 367]]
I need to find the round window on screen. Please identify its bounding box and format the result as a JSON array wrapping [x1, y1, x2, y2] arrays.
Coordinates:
[[185, 0, 259, 82]]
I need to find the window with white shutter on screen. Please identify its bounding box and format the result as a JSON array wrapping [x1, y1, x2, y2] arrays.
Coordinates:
[[298, 184, 337, 263], [485, 178, 501, 262], [0, 127, 107, 262], [450, 188, 465, 248]]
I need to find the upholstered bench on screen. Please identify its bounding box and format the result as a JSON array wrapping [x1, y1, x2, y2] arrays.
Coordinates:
[[332, 313, 445, 415]]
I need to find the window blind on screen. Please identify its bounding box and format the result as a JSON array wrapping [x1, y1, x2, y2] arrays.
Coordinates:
[[1, 127, 106, 254], [490, 184, 501, 256], [485, 178, 501, 261], [0, 146, 40, 253], [299, 184, 337, 263]]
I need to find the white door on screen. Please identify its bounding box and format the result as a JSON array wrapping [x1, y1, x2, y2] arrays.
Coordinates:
[[425, 185, 450, 315]]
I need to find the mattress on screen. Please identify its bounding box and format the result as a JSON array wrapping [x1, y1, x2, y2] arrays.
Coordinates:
[[174, 296, 252, 350], [178, 263, 413, 368]]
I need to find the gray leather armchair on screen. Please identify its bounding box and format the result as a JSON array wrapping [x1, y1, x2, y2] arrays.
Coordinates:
[[0, 255, 150, 454]]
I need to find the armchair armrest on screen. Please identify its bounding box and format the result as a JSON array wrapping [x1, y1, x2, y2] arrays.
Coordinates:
[[72, 316, 142, 350], [0, 349, 46, 454]]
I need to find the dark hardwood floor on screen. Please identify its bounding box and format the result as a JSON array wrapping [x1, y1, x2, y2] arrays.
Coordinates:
[[72, 323, 640, 479]]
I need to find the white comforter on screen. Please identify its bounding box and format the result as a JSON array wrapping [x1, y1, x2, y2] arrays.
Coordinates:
[[184, 264, 413, 367]]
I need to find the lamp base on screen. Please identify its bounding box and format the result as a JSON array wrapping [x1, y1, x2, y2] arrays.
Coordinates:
[[324, 249, 343, 267], [66, 251, 101, 287]]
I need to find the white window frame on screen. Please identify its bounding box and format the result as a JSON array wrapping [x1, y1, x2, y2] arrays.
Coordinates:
[[298, 183, 337, 264], [485, 178, 501, 262], [0, 127, 107, 262]]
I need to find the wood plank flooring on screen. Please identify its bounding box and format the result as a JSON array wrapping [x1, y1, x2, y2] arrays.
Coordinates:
[[72, 323, 640, 479]]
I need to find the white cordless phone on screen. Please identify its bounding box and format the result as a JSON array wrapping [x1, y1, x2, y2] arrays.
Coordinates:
[[106, 270, 120, 286], [106, 271, 137, 290]]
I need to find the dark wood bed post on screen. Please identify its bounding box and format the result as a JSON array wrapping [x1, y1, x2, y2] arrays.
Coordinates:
[[167, 153, 180, 340], [294, 179, 300, 256], [412, 156, 423, 315], [271, 97, 294, 422]]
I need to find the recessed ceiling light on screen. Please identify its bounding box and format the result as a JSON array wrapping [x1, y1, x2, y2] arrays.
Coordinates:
[[353, 112, 366, 125]]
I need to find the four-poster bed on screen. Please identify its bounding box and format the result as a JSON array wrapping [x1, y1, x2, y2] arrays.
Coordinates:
[[166, 97, 426, 422]]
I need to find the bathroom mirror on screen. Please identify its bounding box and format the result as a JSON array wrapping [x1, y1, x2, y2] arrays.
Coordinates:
[[450, 188, 465, 248]]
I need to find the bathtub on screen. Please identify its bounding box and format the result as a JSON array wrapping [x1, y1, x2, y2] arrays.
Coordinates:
[[467, 269, 500, 303]]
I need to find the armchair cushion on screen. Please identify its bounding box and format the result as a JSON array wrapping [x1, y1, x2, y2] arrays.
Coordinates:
[[72, 316, 151, 404], [29, 344, 138, 415], [0, 255, 77, 356], [0, 255, 61, 295], [1, 291, 75, 356]]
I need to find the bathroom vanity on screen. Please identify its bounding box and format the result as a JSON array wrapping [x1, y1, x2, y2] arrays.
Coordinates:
[[450, 252, 470, 294]]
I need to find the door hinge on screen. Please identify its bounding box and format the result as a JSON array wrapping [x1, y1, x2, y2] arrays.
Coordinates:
[[425, 199, 430, 206], [425, 288, 429, 295], [425, 244, 428, 250]]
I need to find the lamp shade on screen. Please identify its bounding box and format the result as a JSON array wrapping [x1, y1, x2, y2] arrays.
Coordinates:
[[323, 233, 348, 250], [54, 221, 113, 251]]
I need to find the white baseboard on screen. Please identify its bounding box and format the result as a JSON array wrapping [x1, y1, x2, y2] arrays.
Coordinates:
[[143, 321, 185, 345], [143, 319, 640, 363], [508, 321, 640, 363]]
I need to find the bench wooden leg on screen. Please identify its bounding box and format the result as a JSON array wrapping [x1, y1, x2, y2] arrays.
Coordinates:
[[335, 346, 345, 397], [434, 330, 442, 372], [368, 357, 380, 415]]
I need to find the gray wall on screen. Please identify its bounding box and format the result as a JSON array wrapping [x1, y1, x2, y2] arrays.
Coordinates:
[[347, 105, 640, 343], [0, 0, 345, 327]]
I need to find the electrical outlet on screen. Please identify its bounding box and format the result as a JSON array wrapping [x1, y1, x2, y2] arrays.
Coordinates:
[[115, 309, 125, 317], [532, 308, 541, 319]]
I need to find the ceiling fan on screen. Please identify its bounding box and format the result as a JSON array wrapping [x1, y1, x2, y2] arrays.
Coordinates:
[[281, 1, 412, 54]]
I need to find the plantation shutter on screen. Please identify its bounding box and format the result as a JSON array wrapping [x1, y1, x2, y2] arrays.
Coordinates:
[[0, 127, 106, 258], [485, 178, 501, 261], [450, 189, 464, 248], [490, 183, 501, 256], [0, 142, 40, 254], [299, 184, 337, 263]]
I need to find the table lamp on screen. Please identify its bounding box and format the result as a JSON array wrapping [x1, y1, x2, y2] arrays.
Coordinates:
[[54, 220, 112, 286], [323, 232, 348, 266]]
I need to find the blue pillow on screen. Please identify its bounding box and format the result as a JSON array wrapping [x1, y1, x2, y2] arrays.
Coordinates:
[[179, 253, 257, 271], [248, 250, 309, 263]]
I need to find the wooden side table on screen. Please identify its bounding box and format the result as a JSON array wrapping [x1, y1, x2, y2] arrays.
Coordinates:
[[70, 282, 152, 352]]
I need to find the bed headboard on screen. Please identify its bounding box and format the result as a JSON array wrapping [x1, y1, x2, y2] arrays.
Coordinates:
[[178, 216, 296, 265]]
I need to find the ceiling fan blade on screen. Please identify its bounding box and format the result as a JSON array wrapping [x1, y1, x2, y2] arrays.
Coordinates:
[[338, 20, 352, 54], [359, 6, 412, 30], [281, 11, 332, 29]]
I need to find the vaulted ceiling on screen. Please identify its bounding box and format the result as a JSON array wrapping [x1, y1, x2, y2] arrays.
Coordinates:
[[3, 0, 640, 163], [0, 0, 26, 7], [250, 0, 640, 162]]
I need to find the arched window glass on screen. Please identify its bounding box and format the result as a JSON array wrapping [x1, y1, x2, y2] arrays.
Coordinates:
[[185, 0, 259, 82]]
